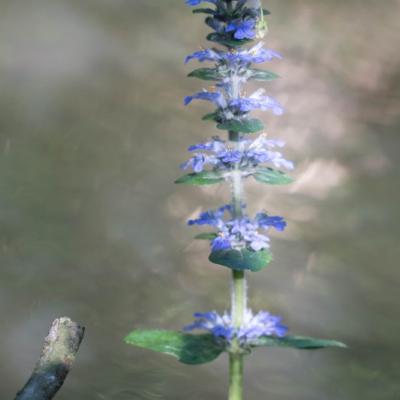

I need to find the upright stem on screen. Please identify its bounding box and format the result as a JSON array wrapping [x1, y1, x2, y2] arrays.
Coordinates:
[[229, 130, 247, 326], [228, 130, 246, 400], [229, 267, 246, 400], [229, 353, 244, 400]]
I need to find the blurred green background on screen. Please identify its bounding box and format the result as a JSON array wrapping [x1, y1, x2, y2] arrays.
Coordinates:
[[1, 0, 399, 399]]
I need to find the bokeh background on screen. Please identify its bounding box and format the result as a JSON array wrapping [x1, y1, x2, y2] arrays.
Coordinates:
[[1, 0, 399, 398]]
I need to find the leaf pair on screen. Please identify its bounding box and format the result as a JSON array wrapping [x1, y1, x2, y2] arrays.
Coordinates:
[[194, 235, 272, 272], [199, 107, 266, 134], [217, 118, 264, 133], [188, 67, 279, 83], [200, 110, 265, 134], [175, 167, 293, 186], [125, 330, 346, 365]]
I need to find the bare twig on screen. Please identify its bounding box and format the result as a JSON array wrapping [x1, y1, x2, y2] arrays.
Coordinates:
[[15, 317, 85, 400]]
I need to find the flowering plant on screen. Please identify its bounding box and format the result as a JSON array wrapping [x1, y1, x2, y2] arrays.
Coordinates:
[[125, 1, 345, 399]]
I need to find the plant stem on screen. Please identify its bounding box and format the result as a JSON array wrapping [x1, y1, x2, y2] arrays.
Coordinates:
[[229, 269, 246, 400], [232, 269, 246, 326], [229, 130, 247, 326], [229, 353, 244, 400], [228, 130, 247, 400]]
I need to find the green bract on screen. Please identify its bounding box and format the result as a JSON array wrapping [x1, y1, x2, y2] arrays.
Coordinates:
[[188, 68, 223, 81], [253, 335, 347, 350], [253, 167, 294, 185], [175, 171, 224, 185], [217, 118, 264, 133], [207, 33, 252, 48], [125, 330, 225, 365], [202, 111, 219, 121], [192, 8, 215, 15], [249, 69, 280, 81], [195, 232, 219, 240], [209, 248, 273, 271]]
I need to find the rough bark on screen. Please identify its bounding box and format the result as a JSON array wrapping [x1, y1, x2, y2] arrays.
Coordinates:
[[15, 317, 85, 400]]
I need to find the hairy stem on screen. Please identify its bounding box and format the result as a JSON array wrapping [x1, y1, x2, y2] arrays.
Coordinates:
[[229, 130, 247, 326], [232, 269, 246, 327], [229, 353, 244, 400], [227, 57, 247, 400], [228, 131, 247, 400]]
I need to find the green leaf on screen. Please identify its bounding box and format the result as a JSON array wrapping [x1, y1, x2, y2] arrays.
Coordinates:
[[175, 171, 224, 185], [207, 33, 252, 48], [188, 68, 222, 81], [192, 8, 215, 15], [253, 335, 347, 350], [253, 167, 294, 185], [217, 118, 264, 134], [209, 248, 273, 271], [125, 330, 225, 365], [195, 232, 218, 240], [249, 69, 280, 81], [202, 112, 219, 121]]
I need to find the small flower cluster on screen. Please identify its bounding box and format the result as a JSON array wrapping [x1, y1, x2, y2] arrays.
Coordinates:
[[184, 2, 281, 126], [184, 308, 288, 347], [181, 134, 293, 174], [185, 0, 263, 40], [182, 2, 289, 256], [188, 204, 286, 251], [185, 43, 281, 67], [185, 88, 283, 118]]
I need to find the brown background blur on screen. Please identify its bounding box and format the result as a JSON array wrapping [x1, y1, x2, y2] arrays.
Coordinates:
[[0, 1, 399, 399]]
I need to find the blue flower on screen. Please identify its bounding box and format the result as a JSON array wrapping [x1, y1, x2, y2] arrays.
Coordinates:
[[246, 134, 294, 170], [226, 19, 257, 40], [228, 217, 270, 251], [181, 134, 294, 174], [185, 49, 220, 64], [256, 214, 287, 231], [180, 155, 215, 173], [230, 90, 284, 115], [185, 44, 282, 66], [211, 236, 232, 251], [188, 205, 230, 227], [185, 311, 235, 340], [185, 0, 216, 6], [247, 233, 270, 252], [184, 309, 288, 347], [218, 150, 242, 164], [180, 153, 216, 173], [188, 205, 286, 252], [245, 43, 282, 63], [188, 211, 220, 227], [184, 89, 282, 117], [188, 137, 226, 153], [181, 154, 208, 173], [184, 90, 227, 109]]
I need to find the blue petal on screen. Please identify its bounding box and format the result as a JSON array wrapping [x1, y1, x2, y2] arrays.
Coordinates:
[[185, 0, 216, 6], [211, 236, 232, 251], [256, 214, 287, 231]]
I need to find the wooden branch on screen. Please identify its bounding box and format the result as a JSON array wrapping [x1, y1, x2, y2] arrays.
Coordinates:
[[15, 317, 85, 400]]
